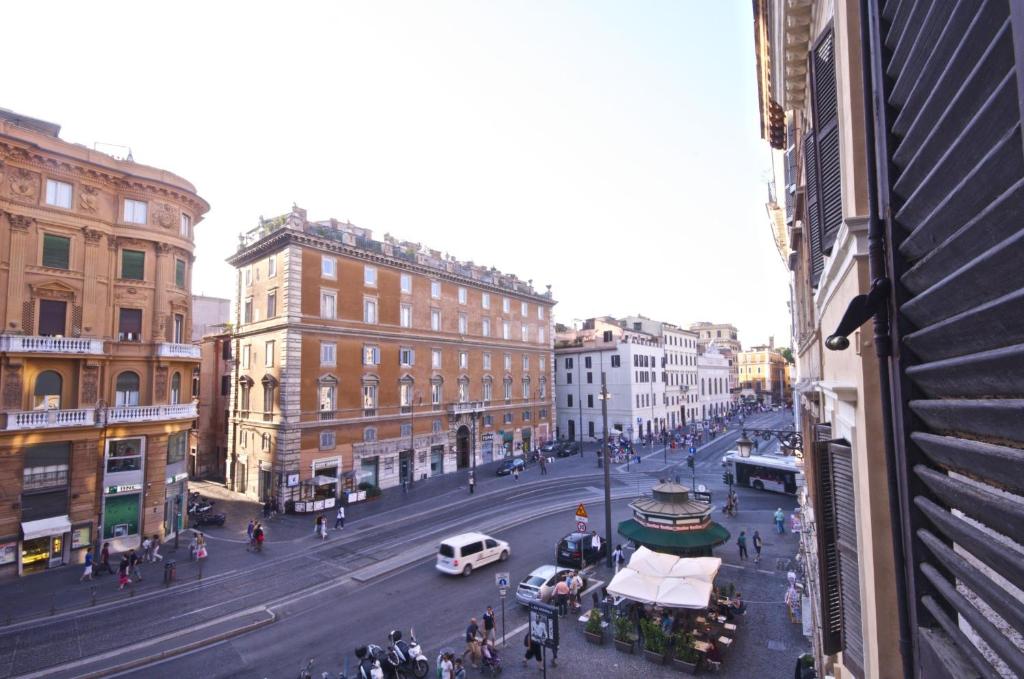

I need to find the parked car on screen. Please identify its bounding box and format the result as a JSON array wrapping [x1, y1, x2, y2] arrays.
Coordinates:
[[496, 457, 527, 476], [556, 441, 580, 457], [515, 565, 590, 606], [539, 441, 560, 455], [436, 532, 510, 577], [556, 531, 606, 568]]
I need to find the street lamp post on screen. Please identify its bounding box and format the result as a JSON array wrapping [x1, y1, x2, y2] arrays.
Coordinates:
[[600, 371, 612, 568]]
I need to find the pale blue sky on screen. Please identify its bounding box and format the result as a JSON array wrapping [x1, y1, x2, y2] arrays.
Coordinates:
[[4, 1, 790, 347]]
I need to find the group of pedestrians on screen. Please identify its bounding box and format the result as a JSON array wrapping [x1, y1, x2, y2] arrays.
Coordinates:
[[736, 529, 764, 564], [552, 570, 585, 617], [461, 608, 499, 671], [245, 519, 266, 551], [80, 536, 166, 588]]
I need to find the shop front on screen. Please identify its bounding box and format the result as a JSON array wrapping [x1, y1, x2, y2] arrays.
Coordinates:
[[481, 433, 494, 463], [521, 428, 532, 454], [163, 474, 188, 540], [20, 515, 71, 573], [430, 446, 445, 476], [500, 430, 514, 457], [102, 436, 145, 551], [358, 456, 379, 488], [312, 457, 340, 499]]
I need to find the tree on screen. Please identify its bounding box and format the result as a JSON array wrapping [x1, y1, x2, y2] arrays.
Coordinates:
[[779, 347, 795, 365]]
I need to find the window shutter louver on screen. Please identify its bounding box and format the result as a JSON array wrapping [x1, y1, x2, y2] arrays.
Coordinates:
[[830, 442, 864, 677], [38, 300, 67, 336], [42, 234, 70, 269], [811, 423, 843, 655], [804, 132, 825, 286], [810, 27, 843, 257], [121, 250, 145, 280], [784, 118, 797, 224]]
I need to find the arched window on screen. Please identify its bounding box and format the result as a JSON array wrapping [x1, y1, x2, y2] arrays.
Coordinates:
[[319, 375, 338, 420], [262, 375, 277, 415], [482, 376, 493, 403], [33, 371, 62, 410], [170, 372, 182, 404], [503, 377, 513, 401], [115, 371, 140, 406], [458, 377, 470, 403], [363, 427, 377, 442], [238, 376, 254, 411]]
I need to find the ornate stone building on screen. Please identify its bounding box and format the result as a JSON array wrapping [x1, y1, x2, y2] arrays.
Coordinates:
[[0, 109, 207, 575], [226, 206, 555, 504]]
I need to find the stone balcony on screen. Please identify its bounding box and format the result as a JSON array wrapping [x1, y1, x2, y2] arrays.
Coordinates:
[[156, 342, 201, 359], [0, 335, 104, 355], [4, 408, 97, 431], [105, 402, 198, 424]]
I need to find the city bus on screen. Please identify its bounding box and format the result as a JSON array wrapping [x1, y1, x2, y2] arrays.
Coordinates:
[[722, 451, 803, 495]]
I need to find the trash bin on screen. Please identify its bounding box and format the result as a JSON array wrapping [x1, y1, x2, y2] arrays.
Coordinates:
[[164, 560, 176, 584]]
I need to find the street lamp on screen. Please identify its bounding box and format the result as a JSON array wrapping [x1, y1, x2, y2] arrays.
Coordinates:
[[599, 372, 613, 568], [736, 431, 754, 458]]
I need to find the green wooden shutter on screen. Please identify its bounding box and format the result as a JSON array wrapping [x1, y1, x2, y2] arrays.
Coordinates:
[[175, 259, 186, 287], [121, 250, 145, 280], [42, 234, 70, 269]]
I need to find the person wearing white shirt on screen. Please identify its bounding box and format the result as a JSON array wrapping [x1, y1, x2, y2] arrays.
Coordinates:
[[591, 531, 602, 559]]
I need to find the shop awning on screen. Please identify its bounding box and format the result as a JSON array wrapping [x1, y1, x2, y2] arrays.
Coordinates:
[[312, 475, 338, 486], [606, 568, 714, 610], [618, 519, 730, 553], [22, 515, 71, 541], [626, 546, 722, 582]]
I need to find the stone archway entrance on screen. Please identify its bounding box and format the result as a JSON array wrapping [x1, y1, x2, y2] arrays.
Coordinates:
[[456, 425, 471, 469]]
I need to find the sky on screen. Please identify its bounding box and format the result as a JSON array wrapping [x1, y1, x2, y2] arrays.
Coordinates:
[[4, 0, 791, 348]]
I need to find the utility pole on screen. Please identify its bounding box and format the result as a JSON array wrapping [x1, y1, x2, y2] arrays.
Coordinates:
[[600, 372, 612, 568]]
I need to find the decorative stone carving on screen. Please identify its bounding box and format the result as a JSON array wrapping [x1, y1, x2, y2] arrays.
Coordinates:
[[82, 365, 99, 404], [155, 242, 174, 255], [79, 185, 100, 212], [30, 281, 77, 302], [155, 366, 168, 401], [8, 213, 33, 230], [153, 203, 175, 229], [82, 227, 104, 244], [9, 168, 39, 199], [3, 363, 22, 409]]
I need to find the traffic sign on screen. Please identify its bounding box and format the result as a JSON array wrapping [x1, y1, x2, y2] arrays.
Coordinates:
[[499, 588, 507, 597], [576, 520, 588, 532], [689, 446, 696, 455], [575, 503, 588, 518], [496, 572, 510, 589]]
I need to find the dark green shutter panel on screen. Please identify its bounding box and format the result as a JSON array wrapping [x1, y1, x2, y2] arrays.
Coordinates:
[[830, 442, 863, 677], [784, 118, 797, 224], [121, 250, 145, 280], [811, 423, 842, 655], [804, 132, 825, 286], [175, 259, 186, 287], [811, 27, 842, 256], [42, 234, 70, 269]]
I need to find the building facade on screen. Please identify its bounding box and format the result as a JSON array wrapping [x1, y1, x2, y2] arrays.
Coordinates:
[[191, 294, 230, 341], [554, 318, 666, 442], [0, 109, 207, 576], [737, 339, 790, 405], [620, 316, 698, 428], [225, 206, 555, 503], [192, 332, 232, 480], [688, 321, 742, 355], [696, 345, 730, 422]]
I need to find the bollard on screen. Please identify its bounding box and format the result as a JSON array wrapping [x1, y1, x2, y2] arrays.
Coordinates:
[[163, 560, 176, 586]]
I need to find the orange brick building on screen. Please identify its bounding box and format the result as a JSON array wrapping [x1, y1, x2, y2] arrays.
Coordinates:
[[0, 109, 207, 575], [226, 206, 556, 504]]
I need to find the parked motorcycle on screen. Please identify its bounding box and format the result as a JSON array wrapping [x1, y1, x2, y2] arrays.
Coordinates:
[[387, 629, 429, 678], [190, 511, 226, 527]]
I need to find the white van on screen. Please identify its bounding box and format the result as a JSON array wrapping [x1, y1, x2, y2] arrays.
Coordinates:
[[436, 532, 510, 577]]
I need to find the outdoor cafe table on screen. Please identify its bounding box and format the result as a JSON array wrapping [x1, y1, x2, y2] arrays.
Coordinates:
[[692, 640, 713, 653]]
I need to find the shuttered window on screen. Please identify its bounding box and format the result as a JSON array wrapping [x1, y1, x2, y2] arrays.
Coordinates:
[[38, 300, 66, 336], [121, 250, 145, 280], [42, 234, 70, 269], [784, 118, 797, 224], [830, 442, 863, 677], [804, 132, 825, 286], [810, 423, 842, 654], [175, 259, 186, 287], [869, 1, 1024, 676], [118, 308, 142, 340]]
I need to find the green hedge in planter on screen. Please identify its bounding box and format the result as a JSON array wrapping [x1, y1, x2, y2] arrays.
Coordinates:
[[639, 619, 668, 655], [585, 609, 603, 635]]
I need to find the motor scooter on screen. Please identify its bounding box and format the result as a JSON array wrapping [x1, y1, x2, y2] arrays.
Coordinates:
[[387, 629, 429, 678]]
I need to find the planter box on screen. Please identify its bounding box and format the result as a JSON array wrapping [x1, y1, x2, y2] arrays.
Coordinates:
[[643, 649, 666, 665], [613, 638, 635, 654], [584, 631, 604, 646], [671, 658, 698, 674]]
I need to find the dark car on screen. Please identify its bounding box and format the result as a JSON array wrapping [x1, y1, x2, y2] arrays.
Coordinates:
[[556, 532, 607, 567], [496, 457, 527, 476], [539, 441, 560, 454], [556, 441, 580, 457]]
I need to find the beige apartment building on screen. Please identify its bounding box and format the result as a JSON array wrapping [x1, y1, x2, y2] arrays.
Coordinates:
[[192, 332, 232, 480], [0, 109, 207, 576], [737, 339, 790, 405], [225, 206, 555, 505]]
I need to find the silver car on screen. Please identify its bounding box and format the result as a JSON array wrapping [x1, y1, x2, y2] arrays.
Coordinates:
[[514, 565, 588, 606]]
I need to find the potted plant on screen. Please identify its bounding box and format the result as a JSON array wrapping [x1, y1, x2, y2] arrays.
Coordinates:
[[613, 615, 637, 654], [671, 633, 700, 674], [640, 619, 668, 665], [584, 608, 604, 645]]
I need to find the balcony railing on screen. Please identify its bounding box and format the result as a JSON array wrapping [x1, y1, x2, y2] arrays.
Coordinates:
[[5, 408, 97, 431], [0, 336, 104, 355], [105, 403, 198, 424], [157, 342, 201, 359]]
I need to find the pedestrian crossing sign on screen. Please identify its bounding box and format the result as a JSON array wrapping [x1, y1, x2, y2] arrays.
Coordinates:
[[575, 503, 588, 518]]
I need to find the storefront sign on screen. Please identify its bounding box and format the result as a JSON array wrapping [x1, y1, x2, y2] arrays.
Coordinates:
[[71, 524, 91, 549], [0, 541, 16, 566], [287, 473, 299, 487], [106, 484, 142, 495], [165, 472, 189, 485]]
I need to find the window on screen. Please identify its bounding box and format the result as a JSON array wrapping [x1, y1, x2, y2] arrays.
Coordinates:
[[567, 394, 574, 408], [432, 419, 442, 433], [45, 179, 73, 208], [175, 259, 186, 287], [587, 394, 594, 408], [459, 351, 468, 369], [539, 357, 546, 371], [123, 199, 147, 224], [431, 349, 442, 369], [364, 265, 377, 287], [173, 314, 184, 343], [320, 342, 336, 366], [504, 378, 513, 401], [503, 413, 513, 424], [363, 298, 377, 324], [319, 379, 337, 414], [115, 371, 140, 406], [538, 306, 545, 320], [502, 321, 511, 340], [538, 327, 545, 344], [504, 353, 512, 370], [107, 438, 143, 474], [362, 384, 378, 412], [221, 375, 230, 395], [502, 298, 510, 313], [320, 431, 336, 449], [431, 381, 443, 406], [33, 371, 62, 410], [400, 273, 412, 294], [400, 423, 412, 437], [521, 302, 528, 316], [585, 357, 592, 369], [400, 347, 415, 366], [241, 344, 251, 369], [400, 303, 412, 328], [483, 353, 492, 370], [611, 354, 621, 367], [244, 266, 252, 286], [118, 308, 142, 342], [521, 324, 529, 342], [240, 378, 251, 410], [322, 256, 336, 278], [482, 318, 491, 337], [265, 341, 275, 367], [522, 380, 530, 399], [458, 379, 469, 403], [586, 372, 593, 384], [320, 291, 336, 319], [38, 300, 67, 336], [566, 372, 573, 384], [42, 234, 70, 269], [399, 381, 414, 407], [522, 410, 531, 421], [267, 290, 277, 318], [482, 293, 490, 309], [121, 249, 145, 280], [431, 309, 441, 331], [483, 379, 493, 402], [363, 345, 380, 365], [521, 355, 529, 372], [363, 427, 377, 442], [430, 280, 441, 298], [539, 379, 546, 399], [266, 255, 276, 278], [458, 287, 467, 304], [244, 297, 253, 323], [167, 431, 187, 465], [483, 415, 493, 427], [170, 372, 182, 404], [458, 313, 468, 334]]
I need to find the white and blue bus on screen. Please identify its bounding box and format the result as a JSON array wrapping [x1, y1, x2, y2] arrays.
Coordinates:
[[722, 451, 803, 495]]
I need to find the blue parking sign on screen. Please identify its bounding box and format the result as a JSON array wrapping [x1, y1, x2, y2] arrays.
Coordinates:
[[689, 446, 696, 455]]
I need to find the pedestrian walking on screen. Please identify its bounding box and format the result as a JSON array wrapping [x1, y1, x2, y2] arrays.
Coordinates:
[[737, 530, 748, 560], [99, 542, 115, 576], [512, 465, 520, 482], [117, 555, 131, 590], [752, 530, 763, 564], [189, 533, 198, 561], [253, 523, 265, 552], [262, 498, 272, 520], [463, 617, 482, 669], [468, 471, 476, 495], [80, 548, 94, 582], [128, 549, 143, 581], [591, 530, 602, 557], [318, 514, 328, 541], [196, 533, 208, 560], [553, 577, 570, 617], [150, 535, 163, 562], [314, 514, 323, 538], [539, 456, 547, 475], [774, 508, 786, 535], [523, 631, 543, 670], [612, 544, 626, 573], [482, 606, 496, 643], [247, 519, 255, 544], [141, 535, 152, 562], [334, 505, 345, 530]]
